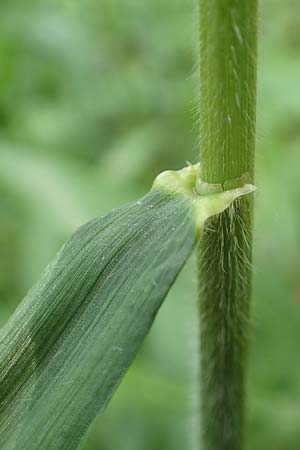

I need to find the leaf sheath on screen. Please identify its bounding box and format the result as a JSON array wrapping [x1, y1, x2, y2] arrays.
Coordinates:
[[197, 1, 258, 449]]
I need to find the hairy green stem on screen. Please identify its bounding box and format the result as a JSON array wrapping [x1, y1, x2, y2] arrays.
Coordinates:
[[197, 1, 258, 450]]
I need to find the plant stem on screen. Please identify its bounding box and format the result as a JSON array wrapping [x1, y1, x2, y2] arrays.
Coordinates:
[[197, 1, 258, 450]]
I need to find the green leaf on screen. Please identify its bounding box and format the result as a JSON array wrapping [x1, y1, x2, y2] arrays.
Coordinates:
[[0, 165, 254, 450]]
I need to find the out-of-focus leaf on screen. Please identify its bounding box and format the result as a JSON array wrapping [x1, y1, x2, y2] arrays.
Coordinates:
[[0, 145, 89, 230]]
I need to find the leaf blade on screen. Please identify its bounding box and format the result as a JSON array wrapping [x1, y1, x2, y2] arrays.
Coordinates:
[[0, 189, 195, 450]]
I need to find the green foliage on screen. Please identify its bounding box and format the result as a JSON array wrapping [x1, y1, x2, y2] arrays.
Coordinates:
[[0, 1, 300, 450]]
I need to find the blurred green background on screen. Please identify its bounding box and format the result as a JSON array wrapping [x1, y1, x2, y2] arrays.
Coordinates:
[[0, 0, 300, 449]]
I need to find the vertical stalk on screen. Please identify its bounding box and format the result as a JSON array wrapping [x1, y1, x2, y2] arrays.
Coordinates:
[[197, 1, 258, 450]]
